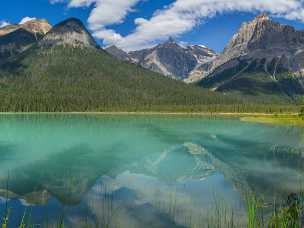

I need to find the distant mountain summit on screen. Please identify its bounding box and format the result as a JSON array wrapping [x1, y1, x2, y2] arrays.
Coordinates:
[[126, 38, 216, 80], [225, 13, 303, 52], [39, 18, 97, 48], [129, 38, 197, 79], [197, 14, 304, 96], [221, 13, 304, 60]]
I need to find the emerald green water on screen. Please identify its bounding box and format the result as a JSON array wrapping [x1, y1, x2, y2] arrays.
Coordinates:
[[0, 115, 303, 227]]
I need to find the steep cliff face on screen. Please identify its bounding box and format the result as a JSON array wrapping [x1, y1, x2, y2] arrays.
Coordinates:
[[39, 18, 97, 48], [198, 14, 304, 96]]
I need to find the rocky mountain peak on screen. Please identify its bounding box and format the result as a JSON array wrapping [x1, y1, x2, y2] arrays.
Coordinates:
[[0, 19, 51, 37], [255, 13, 270, 21], [49, 18, 86, 34], [223, 13, 303, 56], [159, 37, 179, 48], [127, 39, 216, 80], [39, 18, 97, 48], [224, 14, 269, 53], [21, 19, 52, 35]]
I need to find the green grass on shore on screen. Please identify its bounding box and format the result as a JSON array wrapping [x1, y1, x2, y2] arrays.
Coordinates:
[[241, 115, 304, 126]]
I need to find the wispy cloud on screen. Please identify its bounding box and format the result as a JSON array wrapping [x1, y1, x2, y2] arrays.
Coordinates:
[[52, 0, 304, 51]]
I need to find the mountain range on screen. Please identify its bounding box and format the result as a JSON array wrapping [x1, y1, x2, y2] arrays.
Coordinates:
[[105, 38, 217, 81], [0, 15, 301, 112], [105, 14, 304, 97], [0, 18, 253, 113]]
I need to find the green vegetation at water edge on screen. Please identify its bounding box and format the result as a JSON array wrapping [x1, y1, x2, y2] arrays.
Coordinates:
[[0, 193, 303, 228], [240, 107, 304, 125], [241, 114, 304, 126]]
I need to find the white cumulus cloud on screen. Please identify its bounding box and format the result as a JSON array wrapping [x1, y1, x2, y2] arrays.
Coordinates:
[[93, 29, 123, 44], [66, 0, 142, 45], [116, 0, 304, 50], [19, 17, 37, 24], [51, 0, 304, 50]]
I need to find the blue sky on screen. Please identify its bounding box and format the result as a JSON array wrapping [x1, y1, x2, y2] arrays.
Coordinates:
[[1, 0, 304, 52]]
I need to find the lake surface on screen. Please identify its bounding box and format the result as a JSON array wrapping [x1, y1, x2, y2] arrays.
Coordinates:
[[0, 114, 303, 227]]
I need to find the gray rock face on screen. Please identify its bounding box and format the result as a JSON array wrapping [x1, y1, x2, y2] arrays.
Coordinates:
[[198, 14, 304, 95], [40, 18, 98, 48], [187, 45, 216, 63], [185, 45, 217, 83], [128, 38, 216, 80], [225, 13, 304, 53]]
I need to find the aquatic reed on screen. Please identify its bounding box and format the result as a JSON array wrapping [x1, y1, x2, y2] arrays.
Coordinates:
[[0, 179, 303, 228]]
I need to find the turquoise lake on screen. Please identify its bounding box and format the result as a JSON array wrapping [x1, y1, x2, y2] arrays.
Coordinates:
[[0, 115, 303, 227]]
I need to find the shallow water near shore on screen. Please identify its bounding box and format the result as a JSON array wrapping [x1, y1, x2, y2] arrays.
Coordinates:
[[0, 114, 303, 227]]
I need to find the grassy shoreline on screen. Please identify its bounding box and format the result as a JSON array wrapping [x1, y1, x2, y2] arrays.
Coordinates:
[[0, 112, 299, 116], [241, 115, 304, 126], [0, 112, 303, 126]]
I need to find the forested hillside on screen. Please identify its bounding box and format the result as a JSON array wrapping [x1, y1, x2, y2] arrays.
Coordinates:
[[0, 45, 299, 113]]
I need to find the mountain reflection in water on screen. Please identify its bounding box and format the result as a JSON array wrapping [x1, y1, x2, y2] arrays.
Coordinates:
[[0, 115, 302, 227]]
